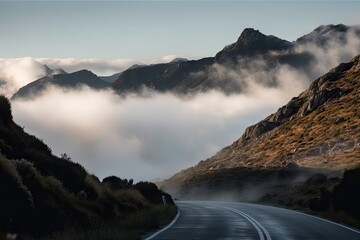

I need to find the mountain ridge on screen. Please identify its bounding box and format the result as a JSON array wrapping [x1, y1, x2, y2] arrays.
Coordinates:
[[11, 24, 360, 99], [112, 24, 360, 95], [12, 69, 110, 100]]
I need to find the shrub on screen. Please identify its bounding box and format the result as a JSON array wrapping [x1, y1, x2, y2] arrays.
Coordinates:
[[0, 156, 34, 233], [102, 176, 134, 191], [0, 96, 12, 125], [333, 168, 360, 219]]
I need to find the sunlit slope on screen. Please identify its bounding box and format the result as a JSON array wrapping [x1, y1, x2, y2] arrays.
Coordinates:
[[165, 54, 360, 185]]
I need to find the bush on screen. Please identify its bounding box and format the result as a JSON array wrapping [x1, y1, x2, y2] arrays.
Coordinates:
[[333, 168, 360, 219], [0, 95, 12, 125], [0, 155, 34, 233], [102, 176, 133, 191]]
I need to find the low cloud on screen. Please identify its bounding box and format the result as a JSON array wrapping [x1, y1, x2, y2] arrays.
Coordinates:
[[294, 28, 360, 77], [0, 57, 48, 97], [12, 82, 297, 181]]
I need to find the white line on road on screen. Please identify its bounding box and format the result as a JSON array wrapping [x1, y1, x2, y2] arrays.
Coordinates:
[[144, 210, 180, 240], [206, 204, 270, 240], [237, 209, 272, 240], [207, 204, 272, 240]]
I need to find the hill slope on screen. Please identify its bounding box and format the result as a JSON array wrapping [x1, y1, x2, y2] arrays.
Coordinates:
[[165, 54, 360, 185], [0, 96, 175, 238]]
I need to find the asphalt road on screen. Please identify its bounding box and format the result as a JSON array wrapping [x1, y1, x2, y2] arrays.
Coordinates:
[[145, 201, 360, 240]]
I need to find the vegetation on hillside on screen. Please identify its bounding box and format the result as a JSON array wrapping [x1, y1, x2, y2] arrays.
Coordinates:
[[0, 95, 176, 239]]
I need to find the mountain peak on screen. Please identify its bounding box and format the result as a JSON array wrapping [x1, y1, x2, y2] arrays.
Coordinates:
[[215, 27, 292, 63], [313, 24, 348, 34], [296, 24, 359, 45], [238, 28, 264, 41]]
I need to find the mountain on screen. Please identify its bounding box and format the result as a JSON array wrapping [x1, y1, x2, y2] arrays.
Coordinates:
[[0, 95, 175, 238], [296, 24, 360, 46], [161, 53, 360, 196], [113, 57, 214, 93], [100, 72, 121, 83], [159, 54, 360, 226], [215, 28, 293, 63], [113, 24, 360, 95], [43, 64, 67, 76], [12, 69, 110, 100], [112, 28, 293, 94]]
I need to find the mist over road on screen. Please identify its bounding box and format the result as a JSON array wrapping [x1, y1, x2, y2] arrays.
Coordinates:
[[145, 201, 360, 240]]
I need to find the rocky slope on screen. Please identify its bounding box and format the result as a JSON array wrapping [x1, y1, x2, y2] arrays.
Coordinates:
[[162, 53, 360, 193], [12, 69, 110, 100], [160, 54, 360, 226]]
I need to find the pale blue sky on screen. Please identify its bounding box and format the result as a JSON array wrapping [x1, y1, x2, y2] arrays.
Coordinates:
[[1, 1, 359, 61]]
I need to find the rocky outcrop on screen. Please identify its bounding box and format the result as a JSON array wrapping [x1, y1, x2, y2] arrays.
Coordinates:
[[240, 55, 360, 143]]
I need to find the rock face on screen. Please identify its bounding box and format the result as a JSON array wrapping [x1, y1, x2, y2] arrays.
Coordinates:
[[241, 57, 358, 143], [12, 70, 110, 100], [162, 54, 360, 191]]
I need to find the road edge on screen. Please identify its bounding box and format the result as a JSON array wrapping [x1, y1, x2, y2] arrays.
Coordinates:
[[144, 210, 180, 240]]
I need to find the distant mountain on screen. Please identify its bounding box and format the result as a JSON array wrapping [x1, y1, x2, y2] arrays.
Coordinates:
[[12, 70, 110, 100], [113, 24, 360, 94], [112, 57, 214, 93], [100, 72, 121, 83], [296, 24, 360, 46], [43, 64, 67, 76], [162, 53, 360, 193], [13, 24, 360, 98], [215, 28, 293, 63]]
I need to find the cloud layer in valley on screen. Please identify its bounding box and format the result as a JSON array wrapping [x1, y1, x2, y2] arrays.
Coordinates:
[[4, 27, 360, 181], [12, 84, 298, 181]]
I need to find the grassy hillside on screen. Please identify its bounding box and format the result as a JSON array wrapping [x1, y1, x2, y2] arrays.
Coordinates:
[[0, 96, 176, 239]]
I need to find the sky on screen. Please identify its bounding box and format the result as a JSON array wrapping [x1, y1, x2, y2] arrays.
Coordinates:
[[1, 1, 360, 181], [0, 1, 360, 62]]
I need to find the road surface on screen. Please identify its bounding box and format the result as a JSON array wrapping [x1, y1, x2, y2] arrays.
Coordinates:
[[145, 201, 360, 240]]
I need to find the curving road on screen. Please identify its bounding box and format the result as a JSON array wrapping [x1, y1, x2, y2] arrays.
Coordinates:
[[145, 201, 360, 240]]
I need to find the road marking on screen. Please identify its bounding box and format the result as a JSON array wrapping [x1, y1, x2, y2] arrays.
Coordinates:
[[207, 203, 272, 240], [144, 210, 180, 240]]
